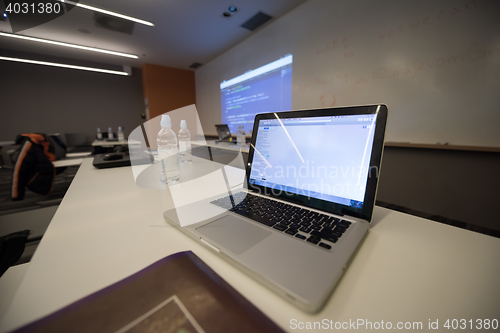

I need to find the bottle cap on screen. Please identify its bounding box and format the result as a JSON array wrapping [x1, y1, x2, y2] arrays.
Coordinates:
[[180, 120, 187, 129], [161, 115, 171, 128]]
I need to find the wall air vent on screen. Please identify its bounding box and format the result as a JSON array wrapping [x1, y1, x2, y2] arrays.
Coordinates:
[[240, 11, 273, 31], [94, 13, 134, 35], [189, 62, 203, 69]]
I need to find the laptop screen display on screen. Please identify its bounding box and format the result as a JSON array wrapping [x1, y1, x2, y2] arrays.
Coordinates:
[[249, 114, 377, 209]]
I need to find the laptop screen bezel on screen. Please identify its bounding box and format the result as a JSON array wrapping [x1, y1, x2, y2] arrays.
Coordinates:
[[245, 105, 387, 222]]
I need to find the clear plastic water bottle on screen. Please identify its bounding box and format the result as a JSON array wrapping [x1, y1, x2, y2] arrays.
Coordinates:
[[178, 120, 192, 163], [108, 127, 114, 140], [96, 127, 102, 140], [117, 126, 125, 141], [237, 125, 246, 146], [157, 115, 180, 184]]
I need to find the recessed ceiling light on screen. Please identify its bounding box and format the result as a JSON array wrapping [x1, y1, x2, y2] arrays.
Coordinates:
[[222, 5, 238, 19], [0, 56, 129, 75], [60, 0, 154, 27], [0, 32, 138, 59]]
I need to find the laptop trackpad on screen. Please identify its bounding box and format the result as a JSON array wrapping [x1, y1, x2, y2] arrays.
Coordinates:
[[196, 215, 272, 255]]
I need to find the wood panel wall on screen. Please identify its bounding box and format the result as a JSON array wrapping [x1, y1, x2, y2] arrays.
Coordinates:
[[141, 64, 196, 148], [142, 64, 196, 120]]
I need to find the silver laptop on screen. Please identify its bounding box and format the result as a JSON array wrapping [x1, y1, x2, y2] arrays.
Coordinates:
[[164, 105, 388, 313]]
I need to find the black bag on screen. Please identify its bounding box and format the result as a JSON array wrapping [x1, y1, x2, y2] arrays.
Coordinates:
[[11, 134, 56, 200]]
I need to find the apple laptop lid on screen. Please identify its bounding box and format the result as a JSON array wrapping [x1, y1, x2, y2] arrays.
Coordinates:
[[246, 104, 388, 222], [215, 124, 232, 142]]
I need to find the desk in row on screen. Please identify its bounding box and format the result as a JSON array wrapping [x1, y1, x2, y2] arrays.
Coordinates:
[[1, 153, 499, 332]]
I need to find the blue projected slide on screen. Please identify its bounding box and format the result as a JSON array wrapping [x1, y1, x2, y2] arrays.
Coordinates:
[[220, 55, 293, 133]]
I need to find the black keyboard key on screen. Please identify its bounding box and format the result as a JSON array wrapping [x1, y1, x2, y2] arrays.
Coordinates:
[[330, 230, 342, 238], [318, 214, 329, 221], [334, 226, 347, 233], [310, 230, 339, 243], [273, 224, 288, 231], [325, 221, 337, 230], [299, 226, 311, 233], [303, 211, 314, 217], [323, 216, 334, 223], [310, 230, 322, 238], [320, 226, 340, 235], [307, 236, 320, 244], [318, 242, 332, 250], [219, 194, 345, 244], [270, 216, 282, 223], [326, 236, 338, 243], [339, 220, 352, 228]]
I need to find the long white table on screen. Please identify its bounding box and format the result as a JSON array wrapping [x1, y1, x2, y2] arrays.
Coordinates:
[[1, 158, 499, 332], [192, 139, 250, 153]]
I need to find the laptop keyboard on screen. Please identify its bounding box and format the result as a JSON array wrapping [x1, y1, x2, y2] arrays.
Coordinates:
[[210, 192, 351, 250]]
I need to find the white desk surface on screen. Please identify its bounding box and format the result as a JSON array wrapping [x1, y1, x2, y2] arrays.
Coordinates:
[[52, 158, 85, 168], [1, 159, 499, 332], [52, 153, 92, 167], [193, 139, 250, 153], [91, 139, 141, 147]]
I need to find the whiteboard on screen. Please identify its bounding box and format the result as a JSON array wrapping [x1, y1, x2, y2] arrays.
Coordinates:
[[195, 0, 500, 147]]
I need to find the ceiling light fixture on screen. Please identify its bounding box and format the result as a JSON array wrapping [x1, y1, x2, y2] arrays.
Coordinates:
[[0, 56, 129, 75], [60, 0, 154, 26], [0, 32, 138, 59], [222, 6, 238, 19]]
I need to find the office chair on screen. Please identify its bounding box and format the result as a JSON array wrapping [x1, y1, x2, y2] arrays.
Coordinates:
[[0, 230, 30, 277]]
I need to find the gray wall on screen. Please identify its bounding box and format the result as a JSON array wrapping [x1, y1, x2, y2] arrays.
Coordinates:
[[0, 54, 145, 145], [196, 0, 500, 147]]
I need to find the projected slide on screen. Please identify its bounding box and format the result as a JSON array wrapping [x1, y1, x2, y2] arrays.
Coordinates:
[[220, 54, 293, 133]]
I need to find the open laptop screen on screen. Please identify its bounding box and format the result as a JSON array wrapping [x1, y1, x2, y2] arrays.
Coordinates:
[[246, 105, 387, 221]]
